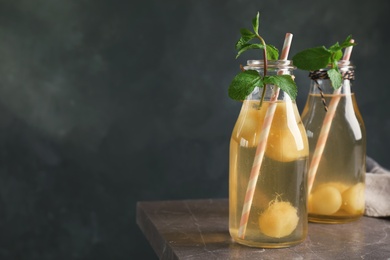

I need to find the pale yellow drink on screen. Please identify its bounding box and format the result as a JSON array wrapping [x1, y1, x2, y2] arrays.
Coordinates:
[[302, 93, 366, 223], [229, 98, 309, 248]]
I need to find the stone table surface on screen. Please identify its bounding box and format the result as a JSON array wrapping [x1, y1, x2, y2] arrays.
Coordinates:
[[136, 199, 390, 259]]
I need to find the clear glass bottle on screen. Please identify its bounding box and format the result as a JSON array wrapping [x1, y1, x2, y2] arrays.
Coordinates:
[[229, 60, 309, 248], [301, 60, 366, 223]]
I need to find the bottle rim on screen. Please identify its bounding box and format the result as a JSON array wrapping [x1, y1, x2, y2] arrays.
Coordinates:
[[246, 60, 296, 70]]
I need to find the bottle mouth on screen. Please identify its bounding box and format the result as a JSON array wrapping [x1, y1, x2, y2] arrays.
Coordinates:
[[246, 60, 296, 70]]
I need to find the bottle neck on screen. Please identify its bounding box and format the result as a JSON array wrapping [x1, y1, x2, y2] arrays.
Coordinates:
[[245, 60, 296, 101], [308, 69, 354, 95]]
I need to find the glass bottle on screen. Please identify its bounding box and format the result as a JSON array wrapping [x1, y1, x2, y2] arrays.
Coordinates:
[[301, 60, 366, 223], [229, 60, 309, 248]]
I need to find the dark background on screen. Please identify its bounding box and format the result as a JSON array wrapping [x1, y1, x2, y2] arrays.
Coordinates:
[[0, 0, 389, 259]]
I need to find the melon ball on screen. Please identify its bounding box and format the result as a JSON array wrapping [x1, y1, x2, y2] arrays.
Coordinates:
[[310, 185, 342, 215], [341, 183, 365, 214], [264, 103, 308, 162], [258, 201, 299, 238], [265, 129, 309, 162]]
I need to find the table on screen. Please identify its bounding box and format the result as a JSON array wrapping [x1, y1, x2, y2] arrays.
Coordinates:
[[136, 199, 390, 259]]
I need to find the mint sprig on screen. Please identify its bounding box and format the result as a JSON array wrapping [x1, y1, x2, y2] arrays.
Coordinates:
[[264, 75, 297, 100], [228, 70, 261, 100], [292, 35, 356, 89], [228, 12, 297, 101], [235, 13, 279, 60], [228, 71, 297, 101]]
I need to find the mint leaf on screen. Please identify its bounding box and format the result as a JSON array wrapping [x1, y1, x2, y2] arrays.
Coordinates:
[[235, 37, 249, 51], [252, 12, 260, 35], [340, 35, 354, 48], [236, 43, 264, 58], [265, 44, 279, 60], [327, 68, 342, 89], [236, 43, 279, 59], [328, 42, 343, 61], [263, 75, 297, 100], [332, 50, 343, 61], [328, 42, 341, 53], [292, 46, 332, 70], [235, 29, 256, 50], [228, 70, 262, 100], [328, 36, 355, 52], [240, 28, 256, 41]]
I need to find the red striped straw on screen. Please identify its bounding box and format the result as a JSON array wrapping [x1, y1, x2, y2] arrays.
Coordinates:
[[237, 33, 293, 239], [307, 40, 355, 194]]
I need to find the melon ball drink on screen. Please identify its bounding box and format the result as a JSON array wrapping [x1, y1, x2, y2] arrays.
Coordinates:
[[293, 37, 365, 224], [228, 14, 308, 247], [229, 60, 309, 248], [301, 66, 366, 223]]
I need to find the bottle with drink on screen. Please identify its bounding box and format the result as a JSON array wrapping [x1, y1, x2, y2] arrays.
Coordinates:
[[301, 59, 366, 223], [229, 59, 309, 248]]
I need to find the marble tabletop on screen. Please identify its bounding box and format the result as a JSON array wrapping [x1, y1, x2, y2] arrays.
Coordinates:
[[136, 199, 390, 259]]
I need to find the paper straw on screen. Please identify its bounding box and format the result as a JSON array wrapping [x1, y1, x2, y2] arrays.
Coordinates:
[[307, 40, 354, 194], [238, 33, 293, 239], [342, 40, 354, 61]]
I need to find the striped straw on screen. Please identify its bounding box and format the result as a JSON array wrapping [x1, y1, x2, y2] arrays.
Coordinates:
[[307, 40, 355, 194], [238, 33, 293, 239]]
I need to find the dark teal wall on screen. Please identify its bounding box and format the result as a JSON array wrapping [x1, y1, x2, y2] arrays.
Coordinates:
[[0, 0, 388, 259]]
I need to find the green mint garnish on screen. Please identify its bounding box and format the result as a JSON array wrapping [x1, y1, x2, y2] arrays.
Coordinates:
[[228, 70, 262, 100], [327, 68, 342, 90], [228, 71, 297, 102], [235, 12, 279, 60], [292, 35, 356, 89], [263, 75, 297, 100], [228, 12, 297, 101]]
